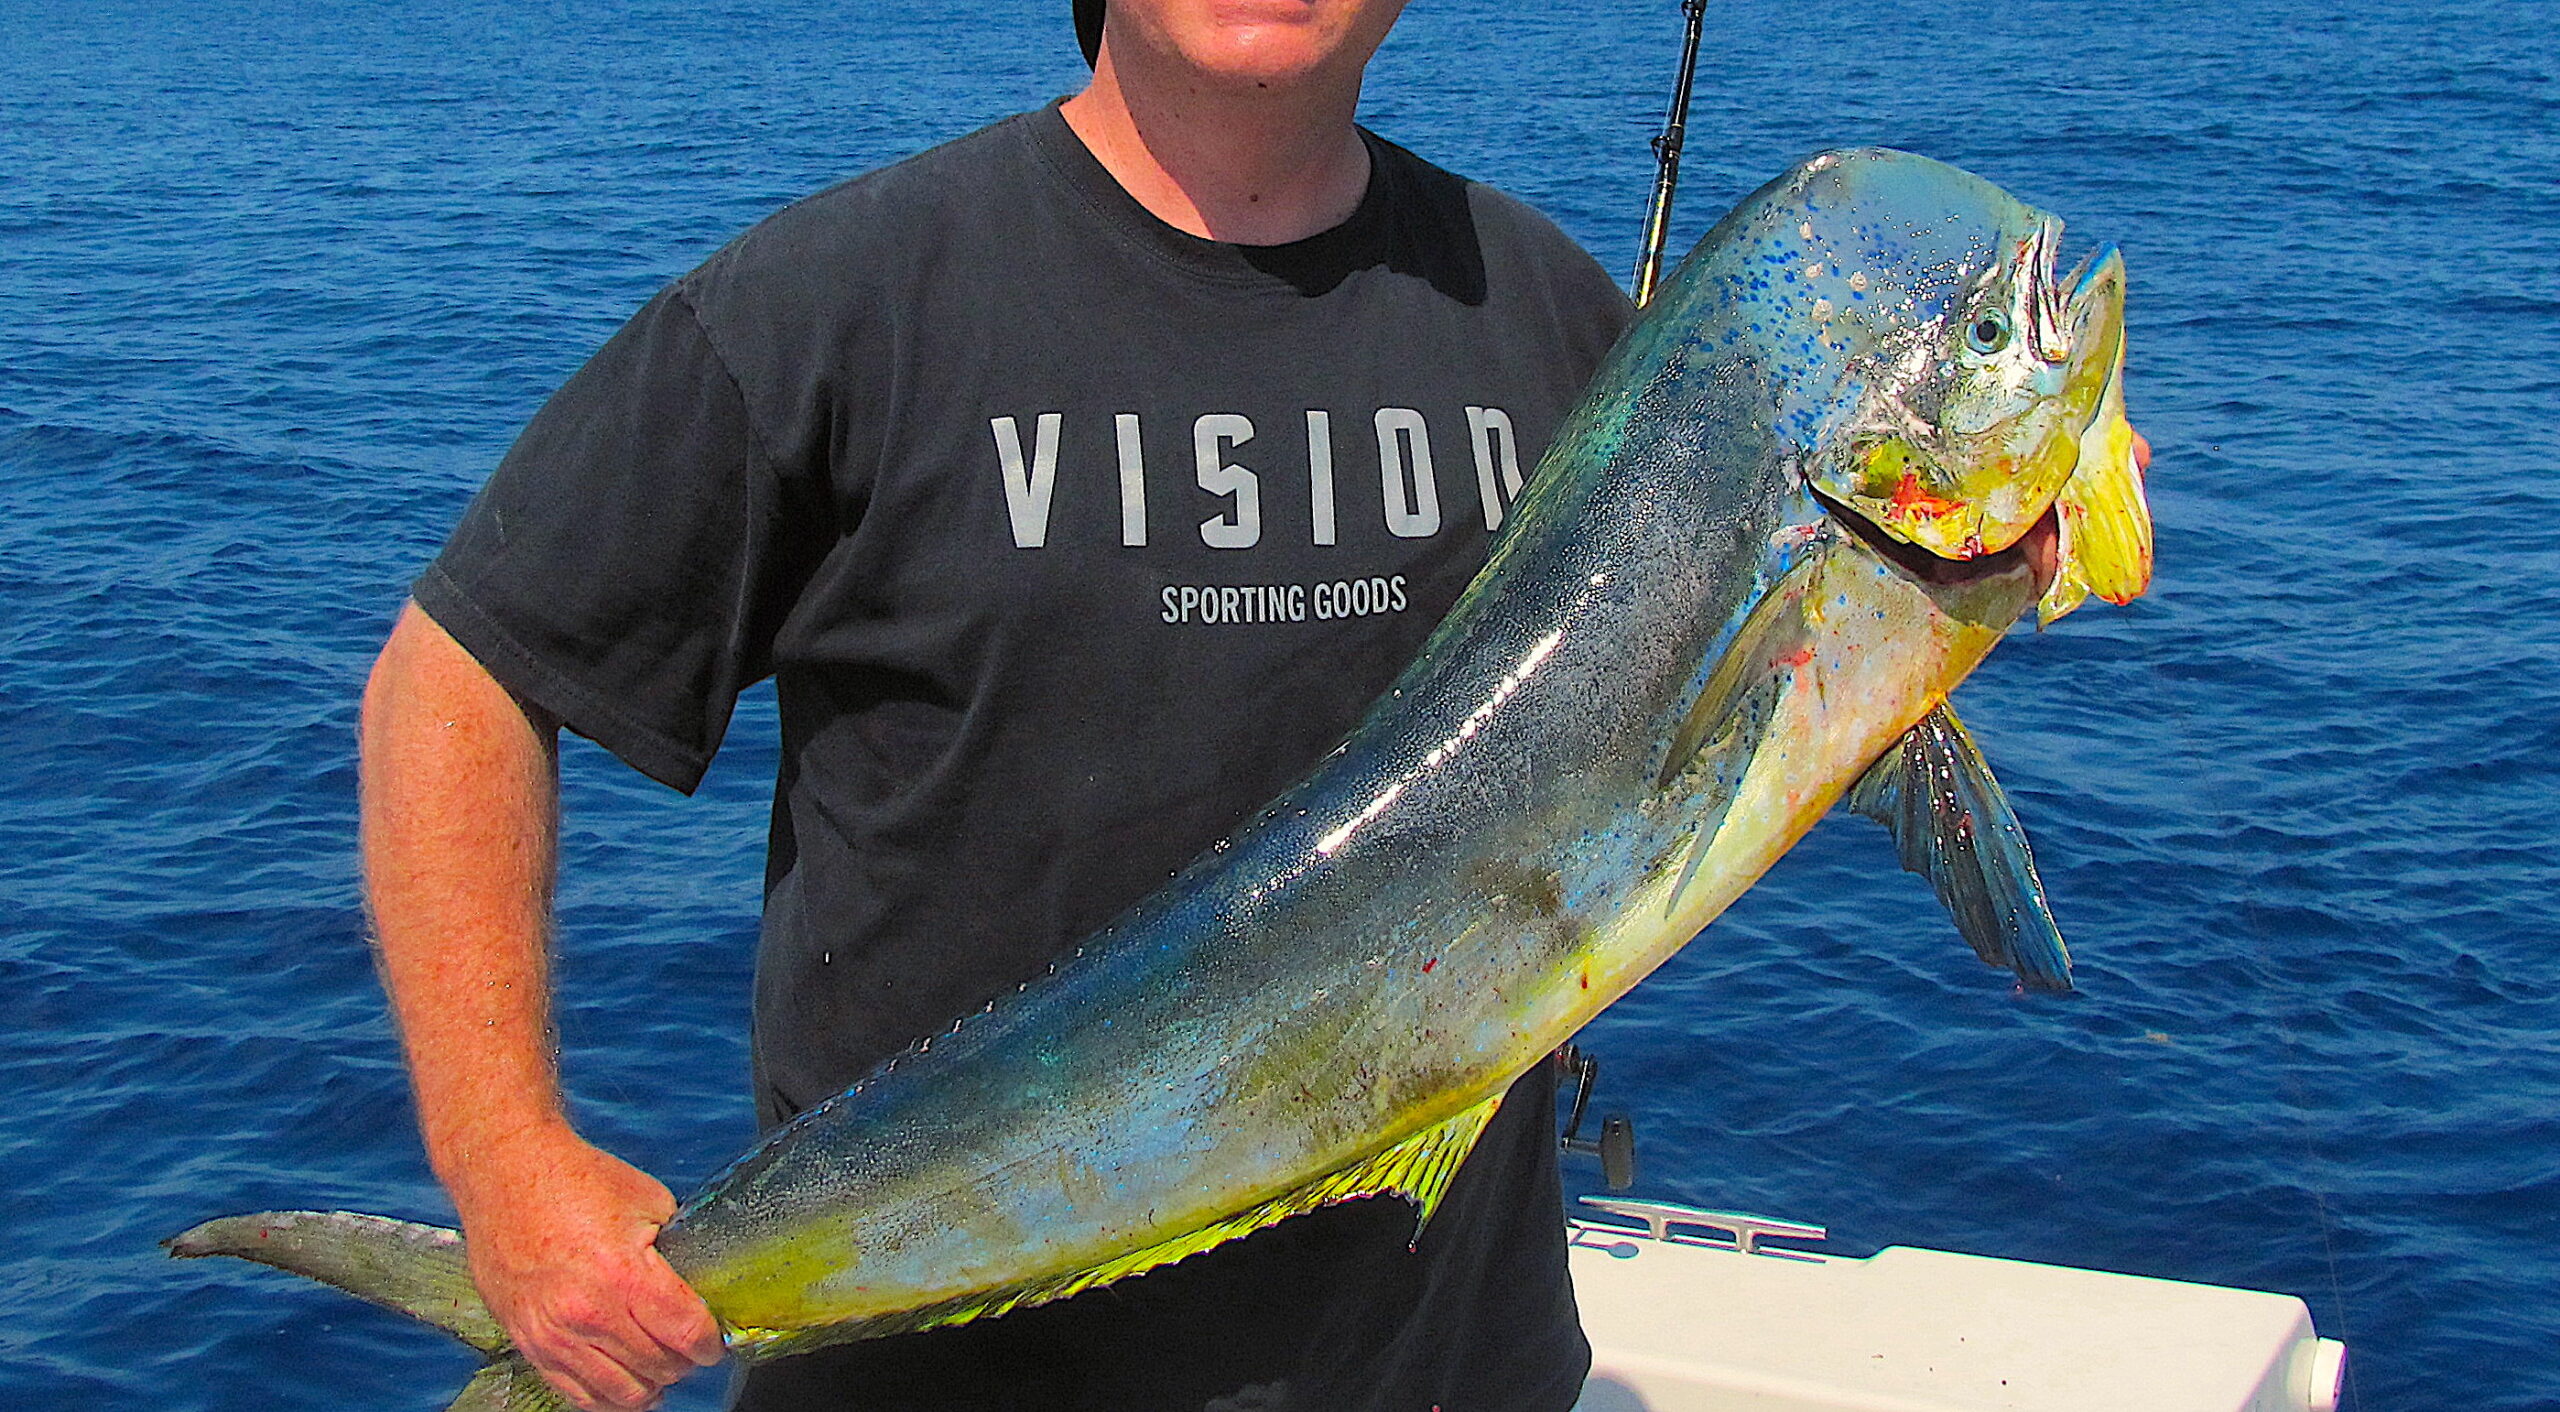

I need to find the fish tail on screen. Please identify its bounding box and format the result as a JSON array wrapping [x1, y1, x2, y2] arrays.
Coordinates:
[[167, 1209, 566, 1412], [445, 1355, 571, 1412]]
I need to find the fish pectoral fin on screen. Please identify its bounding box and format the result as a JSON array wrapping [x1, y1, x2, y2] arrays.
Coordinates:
[[794, 1093, 1510, 1350], [1655, 561, 1822, 916], [1656, 564, 1818, 793], [1845, 704, 2074, 992], [166, 1209, 509, 1355]]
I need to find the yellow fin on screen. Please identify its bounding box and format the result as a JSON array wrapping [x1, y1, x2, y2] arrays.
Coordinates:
[[732, 1093, 1508, 1359], [2041, 249, 2153, 626], [2041, 412, 2152, 623]]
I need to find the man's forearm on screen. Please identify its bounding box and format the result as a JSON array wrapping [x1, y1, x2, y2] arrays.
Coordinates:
[[357, 602, 722, 1411], [359, 601, 572, 1196]]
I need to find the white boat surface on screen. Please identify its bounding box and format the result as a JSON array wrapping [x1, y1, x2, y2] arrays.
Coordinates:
[[1567, 1197, 2347, 1412]]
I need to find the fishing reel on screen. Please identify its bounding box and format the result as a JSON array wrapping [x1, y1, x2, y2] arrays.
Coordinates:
[[1554, 1044, 1638, 1192]]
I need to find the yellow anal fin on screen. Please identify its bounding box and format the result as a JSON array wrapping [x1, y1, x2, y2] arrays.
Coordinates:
[[733, 1093, 1508, 1360]]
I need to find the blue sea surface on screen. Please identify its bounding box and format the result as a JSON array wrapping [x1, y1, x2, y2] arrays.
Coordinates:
[[3, 1, 2553, 1408]]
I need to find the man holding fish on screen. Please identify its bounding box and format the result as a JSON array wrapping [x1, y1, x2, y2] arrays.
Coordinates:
[[361, 2, 1631, 1409]]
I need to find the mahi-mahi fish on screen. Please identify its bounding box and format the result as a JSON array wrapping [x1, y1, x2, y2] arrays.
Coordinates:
[[170, 149, 2152, 1410]]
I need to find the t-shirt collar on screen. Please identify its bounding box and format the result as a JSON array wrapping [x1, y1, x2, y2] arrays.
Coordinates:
[[1021, 98, 1395, 293]]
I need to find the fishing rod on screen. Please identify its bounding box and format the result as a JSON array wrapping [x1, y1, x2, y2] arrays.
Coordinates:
[[1632, 0, 1710, 308]]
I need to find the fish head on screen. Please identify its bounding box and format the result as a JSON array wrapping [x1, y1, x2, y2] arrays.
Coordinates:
[[1730, 150, 2149, 615]]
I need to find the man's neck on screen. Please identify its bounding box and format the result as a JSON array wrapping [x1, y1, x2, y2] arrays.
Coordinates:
[[1060, 49, 1371, 247]]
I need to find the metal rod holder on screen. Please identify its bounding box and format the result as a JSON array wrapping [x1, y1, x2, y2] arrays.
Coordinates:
[[1578, 1196, 1828, 1256]]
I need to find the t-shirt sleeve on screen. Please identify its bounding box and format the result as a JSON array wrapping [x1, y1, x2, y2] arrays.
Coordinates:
[[412, 283, 811, 794]]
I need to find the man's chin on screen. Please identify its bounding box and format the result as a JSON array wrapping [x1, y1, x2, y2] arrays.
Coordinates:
[[1122, 0, 1406, 95], [1169, 38, 1344, 93]]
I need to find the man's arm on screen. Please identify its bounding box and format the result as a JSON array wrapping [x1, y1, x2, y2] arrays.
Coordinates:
[[360, 602, 724, 1412]]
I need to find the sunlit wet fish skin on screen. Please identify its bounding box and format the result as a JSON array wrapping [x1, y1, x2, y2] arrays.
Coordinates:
[[169, 148, 2146, 1407]]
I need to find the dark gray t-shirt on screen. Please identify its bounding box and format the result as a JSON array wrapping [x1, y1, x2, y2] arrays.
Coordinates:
[[418, 102, 1630, 1411]]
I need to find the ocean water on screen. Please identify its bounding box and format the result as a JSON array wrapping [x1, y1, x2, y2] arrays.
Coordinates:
[[2, 0, 2553, 1408]]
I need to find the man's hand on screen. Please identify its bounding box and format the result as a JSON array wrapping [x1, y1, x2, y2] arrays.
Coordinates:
[[455, 1126, 724, 1411]]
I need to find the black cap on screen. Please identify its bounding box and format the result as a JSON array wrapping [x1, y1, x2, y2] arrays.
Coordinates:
[[1075, 0, 1103, 67]]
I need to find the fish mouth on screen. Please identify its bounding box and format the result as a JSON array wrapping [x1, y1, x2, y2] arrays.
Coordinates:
[[1814, 484, 2058, 596]]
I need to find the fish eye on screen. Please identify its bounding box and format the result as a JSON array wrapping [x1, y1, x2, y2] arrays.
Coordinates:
[[1966, 310, 2012, 354]]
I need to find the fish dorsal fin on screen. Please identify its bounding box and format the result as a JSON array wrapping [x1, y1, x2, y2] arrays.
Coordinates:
[[733, 1092, 1507, 1360], [166, 1209, 507, 1355], [1846, 704, 2073, 992]]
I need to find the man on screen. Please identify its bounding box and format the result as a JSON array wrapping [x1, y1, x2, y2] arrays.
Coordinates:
[[361, 2, 1631, 1409]]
